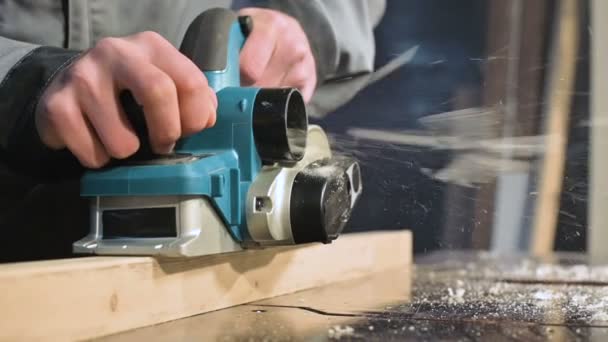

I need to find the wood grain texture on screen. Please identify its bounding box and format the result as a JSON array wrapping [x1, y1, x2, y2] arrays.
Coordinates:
[[100, 268, 413, 342], [0, 230, 412, 341]]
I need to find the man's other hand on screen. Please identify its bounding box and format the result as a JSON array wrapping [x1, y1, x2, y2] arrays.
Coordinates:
[[238, 8, 317, 102]]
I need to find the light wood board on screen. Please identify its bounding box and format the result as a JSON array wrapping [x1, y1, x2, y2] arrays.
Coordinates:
[[589, 0, 608, 261], [0, 230, 412, 341], [100, 268, 413, 342], [532, 0, 579, 256]]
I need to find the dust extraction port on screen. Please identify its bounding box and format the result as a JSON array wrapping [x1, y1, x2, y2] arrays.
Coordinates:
[[252, 88, 308, 164]]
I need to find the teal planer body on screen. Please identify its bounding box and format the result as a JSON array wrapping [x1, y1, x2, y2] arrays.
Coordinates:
[[74, 8, 362, 257]]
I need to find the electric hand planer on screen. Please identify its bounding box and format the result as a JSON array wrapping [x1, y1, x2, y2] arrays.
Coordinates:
[[73, 8, 362, 257]]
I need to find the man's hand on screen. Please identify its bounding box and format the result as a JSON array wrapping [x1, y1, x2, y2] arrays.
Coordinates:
[[36, 9, 316, 170], [238, 8, 317, 102], [36, 31, 217, 169]]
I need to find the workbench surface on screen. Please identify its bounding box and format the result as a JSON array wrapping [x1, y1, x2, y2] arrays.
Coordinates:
[[100, 251, 608, 341]]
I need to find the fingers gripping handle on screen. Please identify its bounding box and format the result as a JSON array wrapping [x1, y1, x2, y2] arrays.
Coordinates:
[[179, 8, 252, 90], [120, 8, 250, 159]]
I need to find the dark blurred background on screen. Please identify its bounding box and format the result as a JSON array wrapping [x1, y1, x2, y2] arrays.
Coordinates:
[[313, 0, 590, 255], [317, 0, 487, 254]]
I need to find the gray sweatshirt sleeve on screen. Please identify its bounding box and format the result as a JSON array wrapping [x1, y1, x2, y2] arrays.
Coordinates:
[[0, 36, 83, 180], [0, 37, 39, 149], [0, 38, 38, 80], [263, 0, 386, 116]]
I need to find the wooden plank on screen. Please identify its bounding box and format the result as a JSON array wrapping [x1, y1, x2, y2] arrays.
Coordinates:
[[589, 0, 608, 261], [516, 0, 549, 136], [532, 0, 580, 256], [100, 268, 413, 342], [470, 1, 548, 252], [464, 0, 513, 250], [477, 0, 549, 252], [0, 230, 412, 341]]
